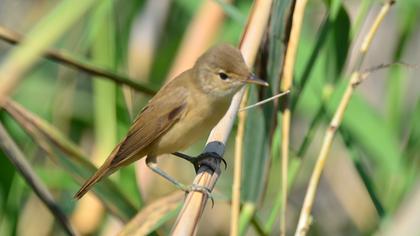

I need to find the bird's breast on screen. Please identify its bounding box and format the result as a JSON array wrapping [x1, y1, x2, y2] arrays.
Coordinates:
[[151, 97, 230, 155]]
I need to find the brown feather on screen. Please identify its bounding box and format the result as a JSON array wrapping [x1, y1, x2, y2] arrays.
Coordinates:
[[74, 44, 259, 199], [74, 73, 190, 199], [74, 144, 121, 199], [110, 85, 188, 166]]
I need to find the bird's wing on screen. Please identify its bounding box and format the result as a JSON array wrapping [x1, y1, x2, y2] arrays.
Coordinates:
[[110, 85, 189, 166]]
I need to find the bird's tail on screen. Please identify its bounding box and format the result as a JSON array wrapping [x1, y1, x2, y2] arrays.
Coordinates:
[[74, 164, 111, 199], [74, 144, 122, 199]]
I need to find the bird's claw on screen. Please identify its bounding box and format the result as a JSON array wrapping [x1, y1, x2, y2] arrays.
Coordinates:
[[195, 152, 227, 172], [182, 184, 214, 207], [172, 151, 227, 173]]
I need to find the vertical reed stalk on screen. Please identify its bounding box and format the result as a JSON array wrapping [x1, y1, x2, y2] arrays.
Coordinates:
[[171, 1, 273, 235], [279, 0, 308, 235], [294, 1, 395, 235]]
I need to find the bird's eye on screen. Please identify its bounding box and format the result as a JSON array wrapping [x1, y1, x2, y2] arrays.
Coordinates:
[[219, 72, 229, 80]]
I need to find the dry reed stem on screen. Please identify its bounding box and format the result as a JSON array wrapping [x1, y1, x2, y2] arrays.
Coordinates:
[[230, 89, 249, 236], [294, 1, 395, 235], [0, 123, 78, 236], [279, 0, 308, 235], [0, 26, 156, 95], [3, 99, 137, 221], [135, 0, 229, 200], [119, 192, 184, 236], [239, 90, 290, 112], [231, 89, 290, 236], [171, 1, 273, 235]]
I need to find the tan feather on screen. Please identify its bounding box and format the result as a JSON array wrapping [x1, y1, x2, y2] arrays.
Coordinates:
[[74, 73, 190, 199], [112, 86, 189, 165], [74, 44, 267, 199], [74, 144, 121, 199]]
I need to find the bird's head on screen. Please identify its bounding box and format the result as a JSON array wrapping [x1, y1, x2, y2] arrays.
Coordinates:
[[193, 44, 268, 98]]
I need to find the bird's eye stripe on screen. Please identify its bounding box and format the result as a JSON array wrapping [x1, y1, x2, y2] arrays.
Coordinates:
[[219, 72, 228, 80]]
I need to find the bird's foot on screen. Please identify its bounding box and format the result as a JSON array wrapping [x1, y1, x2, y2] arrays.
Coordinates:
[[181, 184, 214, 207], [146, 155, 215, 206], [172, 152, 227, 173], [195, 152, 227, 172]]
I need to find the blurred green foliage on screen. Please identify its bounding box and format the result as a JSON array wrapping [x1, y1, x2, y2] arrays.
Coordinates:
[[0, 0, 419, 235]]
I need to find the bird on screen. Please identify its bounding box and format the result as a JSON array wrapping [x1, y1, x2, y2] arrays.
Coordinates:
[[74, 44, 268, 199]]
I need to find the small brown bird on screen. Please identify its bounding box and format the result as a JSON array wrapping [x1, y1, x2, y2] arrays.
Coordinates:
[[75, 44, 268, 199]]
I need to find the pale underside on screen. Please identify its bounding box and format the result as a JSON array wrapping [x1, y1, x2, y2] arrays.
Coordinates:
[[109, 70, 232, 168]]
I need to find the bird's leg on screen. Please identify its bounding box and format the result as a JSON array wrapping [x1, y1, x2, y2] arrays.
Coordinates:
[[145, 155, 214, 205], [145, 155, 186, 190], [172, 152, 227, 173]]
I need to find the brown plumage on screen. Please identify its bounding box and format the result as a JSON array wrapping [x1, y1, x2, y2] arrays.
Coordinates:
[[74, 44, 268, 199]]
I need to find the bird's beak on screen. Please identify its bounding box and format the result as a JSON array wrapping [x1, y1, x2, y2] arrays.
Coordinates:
[[245, 73, 269, 86]]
